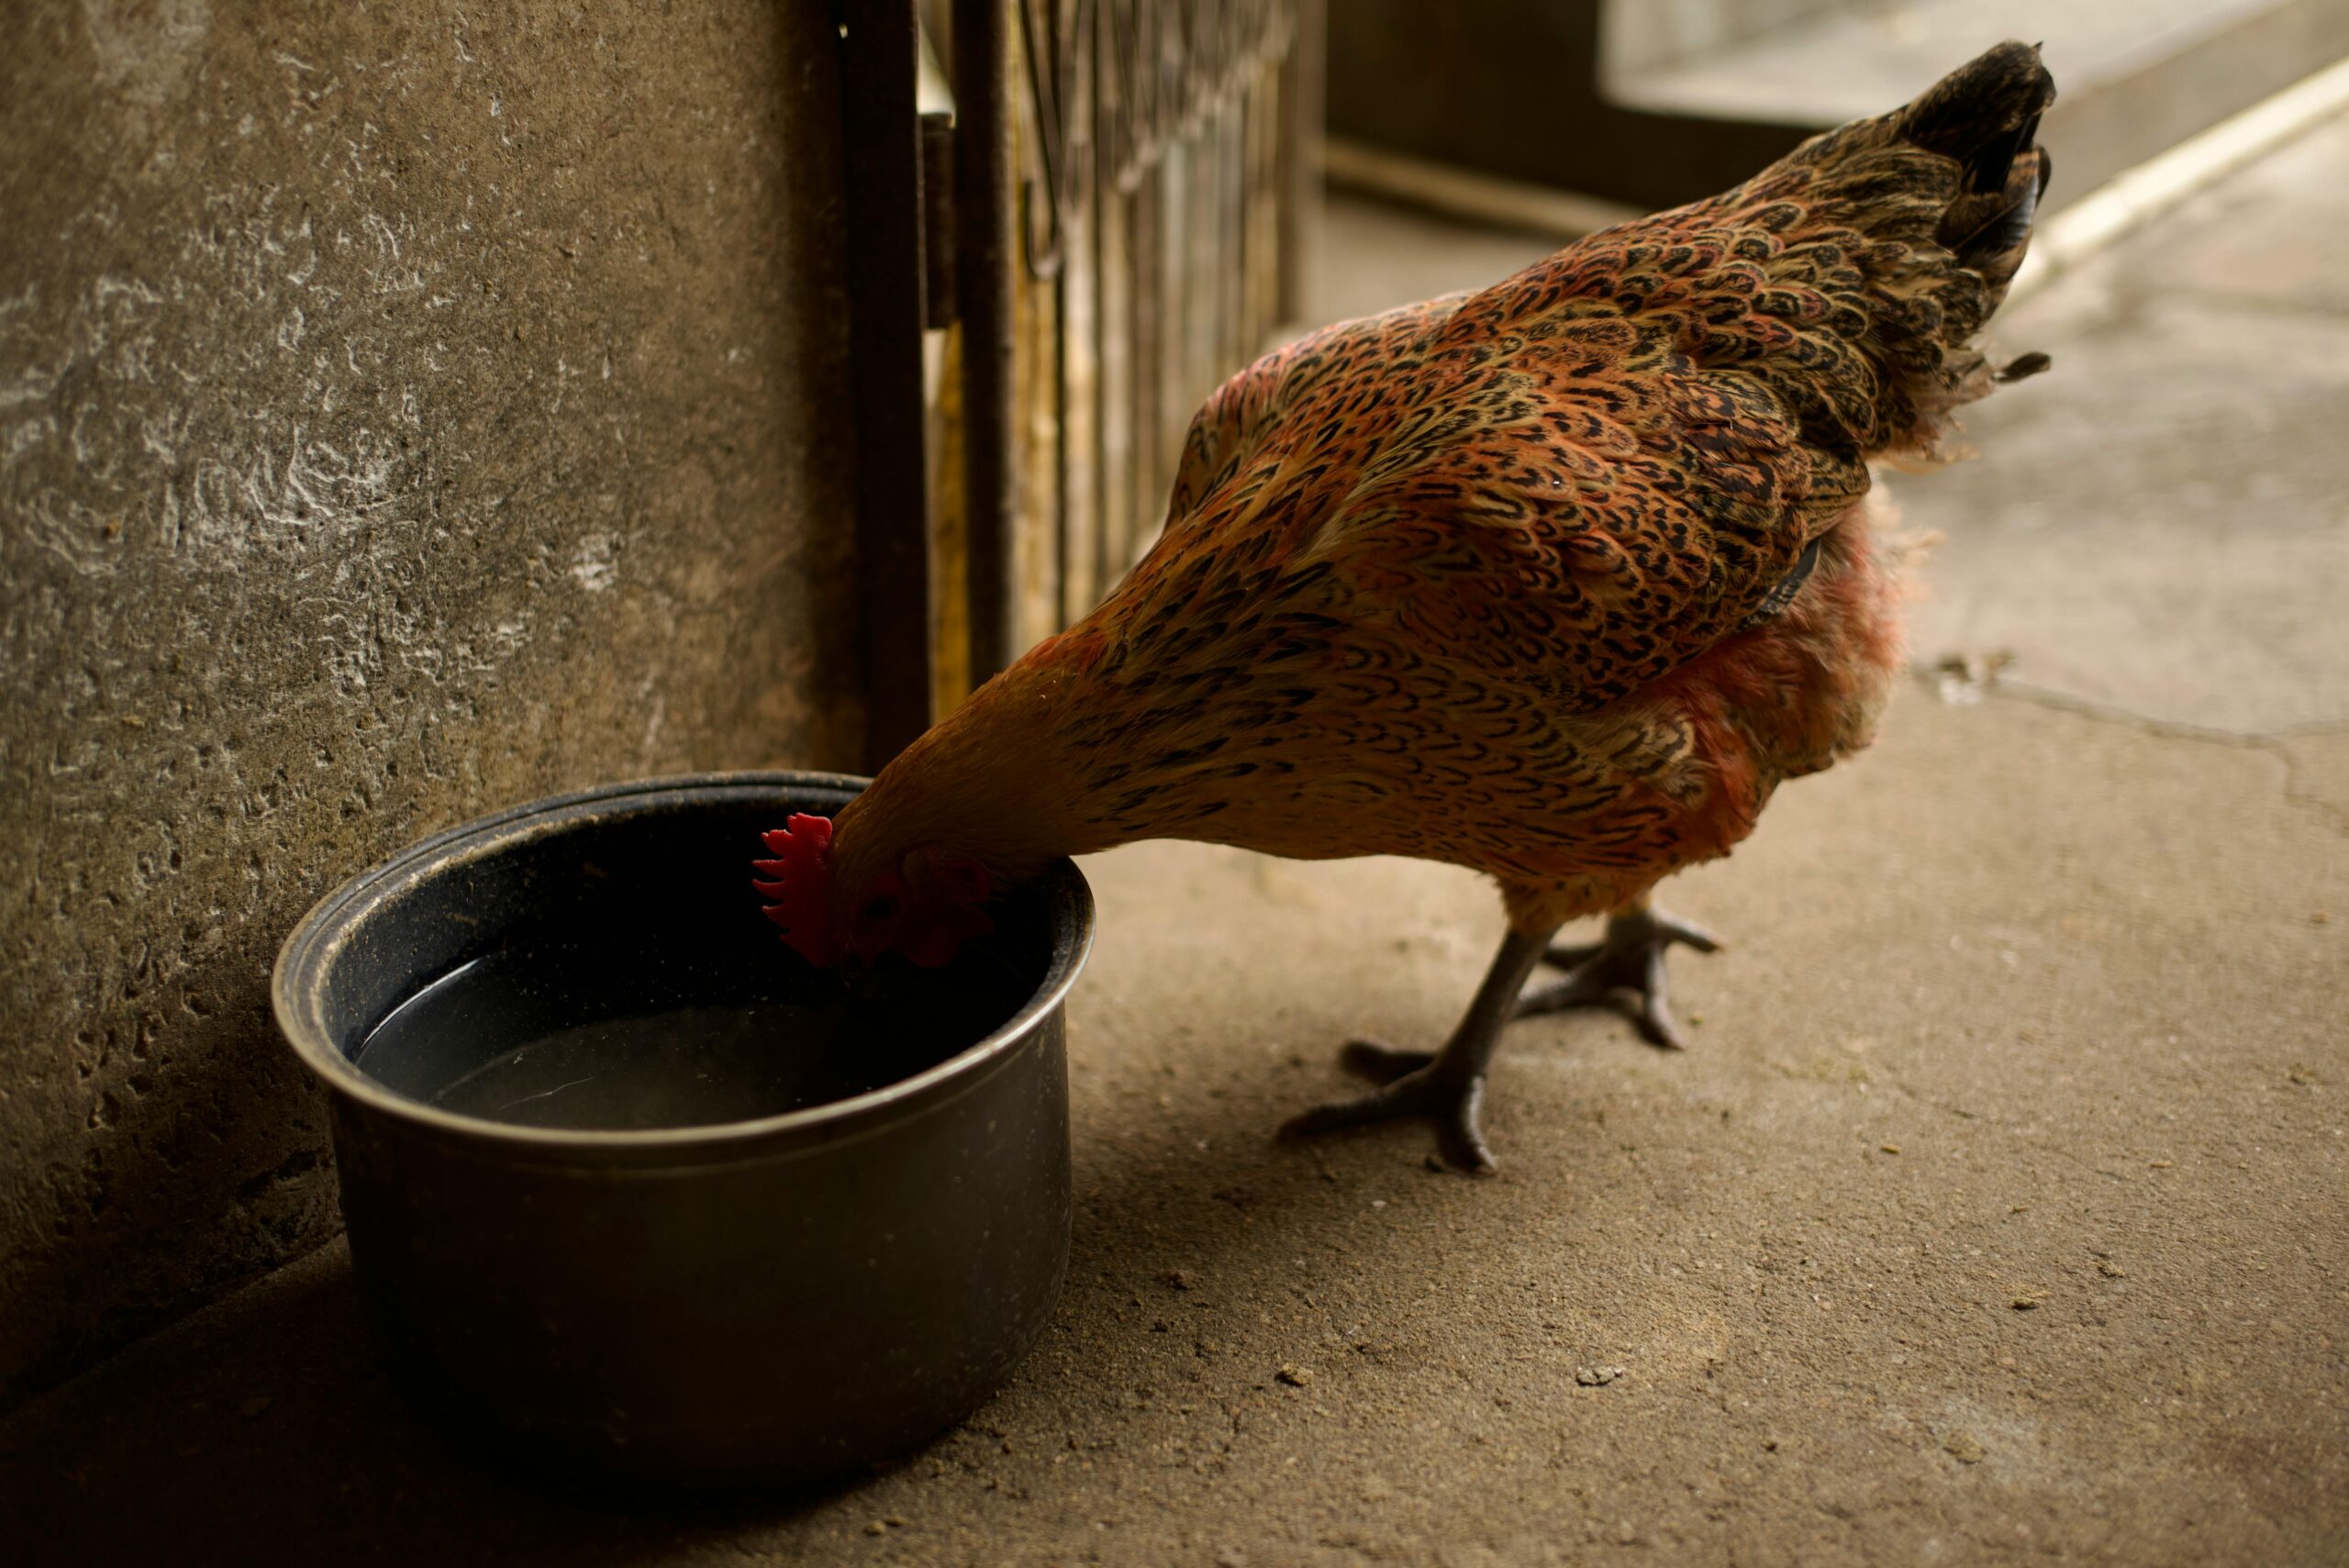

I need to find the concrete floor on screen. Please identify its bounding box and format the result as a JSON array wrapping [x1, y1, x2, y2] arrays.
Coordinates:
[[6, 120, 2347, 1568]]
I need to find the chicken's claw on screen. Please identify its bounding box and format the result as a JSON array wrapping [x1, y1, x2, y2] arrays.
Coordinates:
[[1515, 905, 1720, 1051], [1282, 925, 1560, 1173], [1280, 1048, 1497, 1174], [1332, 1040, 1434, 1082]]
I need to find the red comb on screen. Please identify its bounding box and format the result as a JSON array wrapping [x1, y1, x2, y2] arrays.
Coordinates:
[[751, 814, 840, 967]]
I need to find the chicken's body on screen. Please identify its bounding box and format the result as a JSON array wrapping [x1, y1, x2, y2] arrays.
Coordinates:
[[823, 43, 2056, 1168]]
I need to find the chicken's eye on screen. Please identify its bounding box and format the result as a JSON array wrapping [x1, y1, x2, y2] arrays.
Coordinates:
[[862, 894, 899, 923]]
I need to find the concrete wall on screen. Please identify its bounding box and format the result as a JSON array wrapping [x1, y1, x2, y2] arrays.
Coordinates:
[[0, 1, 863, 1407], [1602, 0, 1856, 76]]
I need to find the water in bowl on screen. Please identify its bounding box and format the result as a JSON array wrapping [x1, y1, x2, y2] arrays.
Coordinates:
[[352, 913, 1035, 1131]]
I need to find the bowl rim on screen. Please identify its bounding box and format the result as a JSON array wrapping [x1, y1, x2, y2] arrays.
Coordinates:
[[271, 769, 1094, 1157]]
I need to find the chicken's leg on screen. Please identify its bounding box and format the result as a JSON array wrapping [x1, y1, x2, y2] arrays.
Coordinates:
[[1280, 924, 1560, 1173], [1513, 897, 1719, 1051]]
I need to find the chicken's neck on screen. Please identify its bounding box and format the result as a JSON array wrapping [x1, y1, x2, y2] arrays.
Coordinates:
[[833, 633, 1124, 893]]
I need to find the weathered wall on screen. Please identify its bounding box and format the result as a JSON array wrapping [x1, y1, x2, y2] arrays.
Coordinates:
[[0, 0, 862, 1407], [1601, 0, 1849, 77]]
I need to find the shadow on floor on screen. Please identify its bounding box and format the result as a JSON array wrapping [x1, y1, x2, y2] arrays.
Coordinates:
[[0, 1237, 900, 1567], [0, 1047, 1339, 1568]]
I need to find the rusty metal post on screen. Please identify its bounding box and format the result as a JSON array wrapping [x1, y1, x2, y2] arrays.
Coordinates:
[[840, 0, 937, 767], [955, 0, 1020, 682]]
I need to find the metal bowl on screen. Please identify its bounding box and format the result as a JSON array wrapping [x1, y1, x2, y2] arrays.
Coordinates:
[[272, 771, 1092, 1488]]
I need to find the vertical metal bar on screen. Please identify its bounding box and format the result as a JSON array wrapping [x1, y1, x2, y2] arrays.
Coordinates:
[[1130, 140, 1163, 556], [1015, 158, 1062, 654], [1225, 31, 1245, 369], [1157, 128, 1188, 515], [1182, 118, 1213, 449], [841, 0, 936, 770], [956, 0, 1019, 681], [1252, 35, 1283, 345], [1276, 0, 1323, 326], [920, 112, 959, 328], [1094, 7, 1134, 590], [1056, 0, 1100, 625], [1245, 55, 1275, 351]]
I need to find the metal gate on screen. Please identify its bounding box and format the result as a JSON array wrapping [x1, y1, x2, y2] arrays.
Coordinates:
[[841, 0, 1320, 767]]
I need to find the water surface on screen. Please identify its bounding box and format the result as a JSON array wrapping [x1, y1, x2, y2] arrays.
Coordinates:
[[354, 915, 1033, 1130]]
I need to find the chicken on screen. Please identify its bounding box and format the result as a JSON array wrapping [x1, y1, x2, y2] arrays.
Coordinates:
[[760, 41, 2056, 1170]]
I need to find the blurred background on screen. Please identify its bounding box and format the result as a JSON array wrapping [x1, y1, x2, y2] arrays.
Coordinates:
[[3, 5, 2345, 1551]]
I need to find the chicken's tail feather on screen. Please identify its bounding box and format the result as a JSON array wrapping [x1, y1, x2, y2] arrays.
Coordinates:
[[1898, 39, 2055, 192], [1747, 39, 2056, 462], [1898, 40, 2057, 306]]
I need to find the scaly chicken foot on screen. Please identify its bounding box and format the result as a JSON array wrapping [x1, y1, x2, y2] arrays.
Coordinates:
[[1280, 926, 1558, 1173], [1513, 901, 1720, 1051]]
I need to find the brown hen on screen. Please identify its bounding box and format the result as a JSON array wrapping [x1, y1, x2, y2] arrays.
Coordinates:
[[800, 41, 2056, 1170]]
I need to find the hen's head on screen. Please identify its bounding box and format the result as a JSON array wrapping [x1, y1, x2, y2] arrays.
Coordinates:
[[753, 814, 995, 970], [756, 653, 1099, 971]]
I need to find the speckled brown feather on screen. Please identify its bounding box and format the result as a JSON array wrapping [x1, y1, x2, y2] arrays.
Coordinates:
[[837, 42, 2054, 933]]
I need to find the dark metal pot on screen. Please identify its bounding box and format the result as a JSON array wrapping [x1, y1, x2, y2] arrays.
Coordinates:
[[272, 771, 1091, 1488]]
